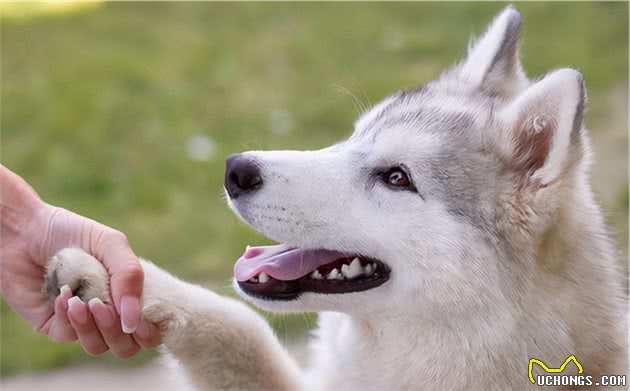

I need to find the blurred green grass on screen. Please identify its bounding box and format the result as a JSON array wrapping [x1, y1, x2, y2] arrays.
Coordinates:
[[0, 2, 627, 376]]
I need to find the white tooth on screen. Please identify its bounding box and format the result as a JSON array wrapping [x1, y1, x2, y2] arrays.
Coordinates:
[[347, 258, 362, 279], [327, 269, 339, 280], [249, 277, 259, 283], [341, 264, 350, 278], [364, 264, 374, 276], [337, 273, 344, 280], [310, 270, 322, 279], [259, 272, 270, 283]]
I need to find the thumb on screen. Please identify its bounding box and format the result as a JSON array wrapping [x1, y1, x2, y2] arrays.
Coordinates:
[[93, 230, 144, 334]]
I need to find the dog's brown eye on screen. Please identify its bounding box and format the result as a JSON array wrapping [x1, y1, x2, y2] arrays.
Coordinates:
[[386, 169, 410, 187]]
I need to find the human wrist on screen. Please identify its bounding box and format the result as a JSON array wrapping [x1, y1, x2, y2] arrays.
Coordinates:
[[0, 169, 45, 237]]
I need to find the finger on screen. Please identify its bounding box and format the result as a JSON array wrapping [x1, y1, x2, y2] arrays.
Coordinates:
[[92, 230, 144, 334], [48, 285, 78, 342], [67, 296, 108, 355], [132, 318, 162, 349], [88, 298, 141, 358]]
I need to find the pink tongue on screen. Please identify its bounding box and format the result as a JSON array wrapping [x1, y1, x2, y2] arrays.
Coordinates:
[[234, 244, 347, 282]]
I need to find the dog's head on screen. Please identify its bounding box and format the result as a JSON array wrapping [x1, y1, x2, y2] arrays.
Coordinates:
[[226, 6, 588, 316]]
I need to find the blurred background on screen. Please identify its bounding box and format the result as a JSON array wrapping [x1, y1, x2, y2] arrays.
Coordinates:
[[1, 2, 627, 389]]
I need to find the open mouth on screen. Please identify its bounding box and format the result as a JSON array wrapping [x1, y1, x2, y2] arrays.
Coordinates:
[[234, 245, 391, 301]]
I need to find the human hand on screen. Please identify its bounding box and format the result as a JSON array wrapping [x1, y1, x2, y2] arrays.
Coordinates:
[[0, 165, 161, 356]]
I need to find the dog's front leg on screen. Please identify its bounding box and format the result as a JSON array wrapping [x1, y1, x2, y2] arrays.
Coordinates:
[[45, 248, 304, 391], [141, 260, 304, 390]]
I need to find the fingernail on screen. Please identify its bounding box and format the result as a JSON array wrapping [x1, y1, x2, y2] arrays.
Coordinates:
[[60, 297, 69, 312], [60, 285, 71, 296], [120, 295, 140, 334], [88, 297, 103, 309], [68, 296, 87, 324], [57, 292, 70, 312], [89, 298, 114, 328]]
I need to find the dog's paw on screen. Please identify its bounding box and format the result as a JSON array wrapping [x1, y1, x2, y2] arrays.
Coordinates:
[[44, 247, 111, 303]]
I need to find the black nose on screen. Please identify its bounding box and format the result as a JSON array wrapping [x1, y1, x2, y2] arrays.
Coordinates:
[[225, 154, 263, 199]]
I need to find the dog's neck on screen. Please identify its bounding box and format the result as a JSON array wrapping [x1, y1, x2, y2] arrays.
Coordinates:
[[310, 306, 523, 390]]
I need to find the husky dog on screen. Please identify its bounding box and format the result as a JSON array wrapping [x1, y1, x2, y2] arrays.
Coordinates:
[[45, 6, 627, 390]]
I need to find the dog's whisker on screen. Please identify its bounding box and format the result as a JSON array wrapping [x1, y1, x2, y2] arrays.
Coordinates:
[[350, 73, 372, 110], [333, 84, 368, 115]]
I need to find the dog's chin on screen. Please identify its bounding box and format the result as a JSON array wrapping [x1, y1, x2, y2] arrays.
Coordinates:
[[233, 280, 309, 313], [232, 278, 390, 314]]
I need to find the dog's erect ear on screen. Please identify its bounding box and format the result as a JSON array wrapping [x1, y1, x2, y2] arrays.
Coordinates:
[[498, 68, 586, 185], [460, 5, 527, 96]]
